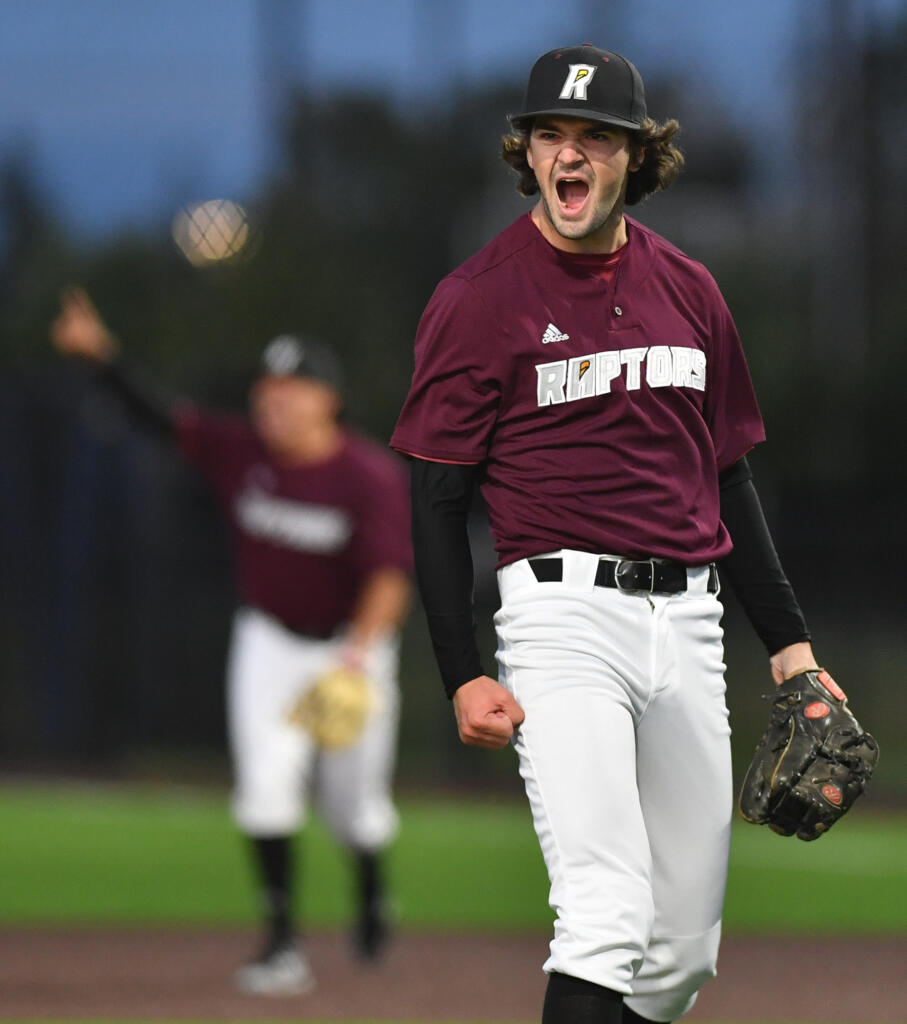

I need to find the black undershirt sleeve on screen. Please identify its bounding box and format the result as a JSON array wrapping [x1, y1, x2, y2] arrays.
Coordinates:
[[97, 353, 180, 442], [410, 458, 486, 698], [718, 456, 811, 654]]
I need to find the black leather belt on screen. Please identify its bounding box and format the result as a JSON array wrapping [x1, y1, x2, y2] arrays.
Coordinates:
[[528, 557, 719, 595]]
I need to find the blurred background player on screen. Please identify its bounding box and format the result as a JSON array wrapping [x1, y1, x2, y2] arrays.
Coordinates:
[[51, 287, 412, 996]]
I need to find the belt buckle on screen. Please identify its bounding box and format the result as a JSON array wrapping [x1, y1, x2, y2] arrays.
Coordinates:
[[615, 558, 656, 594]]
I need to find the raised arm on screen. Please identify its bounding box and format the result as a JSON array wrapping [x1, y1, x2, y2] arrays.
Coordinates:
[[51, 286, 180, 440]]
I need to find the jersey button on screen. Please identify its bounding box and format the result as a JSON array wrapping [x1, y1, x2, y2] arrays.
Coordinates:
[[614, 306, 623, 316]]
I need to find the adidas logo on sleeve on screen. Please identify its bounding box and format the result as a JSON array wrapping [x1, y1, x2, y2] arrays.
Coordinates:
[[542, 323, 570, 344]]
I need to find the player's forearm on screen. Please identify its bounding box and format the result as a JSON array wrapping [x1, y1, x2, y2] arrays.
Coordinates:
[[718, 457, 811, 654], [345, 567, 411, 654], [410, 459, 486, 698], [100, 352, 180, 441]]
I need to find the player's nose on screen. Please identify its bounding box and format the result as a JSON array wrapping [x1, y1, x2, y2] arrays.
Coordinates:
[[556, 141, 586, 166]]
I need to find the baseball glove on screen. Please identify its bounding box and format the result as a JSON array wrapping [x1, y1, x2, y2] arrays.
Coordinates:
[[287, 666, 374, 750], [739, 669, 878, 841]]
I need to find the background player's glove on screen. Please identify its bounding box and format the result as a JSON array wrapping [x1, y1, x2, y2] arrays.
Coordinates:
[[738, 669, 878, 840], [287, 666, 375, 750]]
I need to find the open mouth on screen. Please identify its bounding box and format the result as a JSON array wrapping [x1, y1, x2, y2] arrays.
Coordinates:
[[556, 177, 589, 214]]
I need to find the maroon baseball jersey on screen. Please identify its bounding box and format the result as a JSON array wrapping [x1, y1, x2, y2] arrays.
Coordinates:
[[176, 409, 412, 635], [391, 213, 765, 568]]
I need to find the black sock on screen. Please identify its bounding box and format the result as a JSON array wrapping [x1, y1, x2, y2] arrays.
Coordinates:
[[248, 835, 295, 947], [542, 972, 624, 1024], [623, 1008, 666, 1024], [356, 849, 382, 909], [352, 848, 391, 959]]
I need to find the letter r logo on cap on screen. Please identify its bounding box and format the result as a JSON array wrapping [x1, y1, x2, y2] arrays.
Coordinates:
[[559, 64, 596, 100]]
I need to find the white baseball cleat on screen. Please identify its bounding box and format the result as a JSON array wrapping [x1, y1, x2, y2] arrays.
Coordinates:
[[234, 942, 316, 997]]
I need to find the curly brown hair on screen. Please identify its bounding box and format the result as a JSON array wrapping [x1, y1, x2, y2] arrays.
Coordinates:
[[501, 118, 684, 206]]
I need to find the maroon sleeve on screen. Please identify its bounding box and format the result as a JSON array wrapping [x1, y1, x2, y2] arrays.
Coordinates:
[[391, 275, 501, 464], [174, 405, 214, 467], [703, 286, 766, 472], [347, 449, 413, 577], [174, 406, 251, 492]]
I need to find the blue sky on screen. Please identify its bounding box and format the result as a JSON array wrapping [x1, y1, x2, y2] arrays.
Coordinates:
[[1, 0, 902, 238]]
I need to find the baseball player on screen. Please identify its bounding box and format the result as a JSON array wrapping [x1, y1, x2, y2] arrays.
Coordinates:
[[391, 45, 822, 1023], [51, 288, 412, 997]]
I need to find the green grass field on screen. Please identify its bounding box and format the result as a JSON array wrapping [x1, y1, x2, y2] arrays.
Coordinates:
[[0, 781, 904, 935]]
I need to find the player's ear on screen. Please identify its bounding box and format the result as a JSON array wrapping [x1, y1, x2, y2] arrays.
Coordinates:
[[628, 143, 644, 173]]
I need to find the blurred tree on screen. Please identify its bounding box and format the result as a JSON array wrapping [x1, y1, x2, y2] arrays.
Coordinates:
[[0, 153, 72, 363], [796, 4, 907, 486]]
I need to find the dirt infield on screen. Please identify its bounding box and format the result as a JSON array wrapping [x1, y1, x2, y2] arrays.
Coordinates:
[[0, 927, 903, 1022]]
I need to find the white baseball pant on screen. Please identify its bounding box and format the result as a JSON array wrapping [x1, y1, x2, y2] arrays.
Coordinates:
[[226, 606, 400, 851], [495, 549, 732, 1023]]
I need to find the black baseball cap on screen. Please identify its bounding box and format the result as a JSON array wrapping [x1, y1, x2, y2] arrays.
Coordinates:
[[510, 44, 647, 131], [260, 333, 344, 394]]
